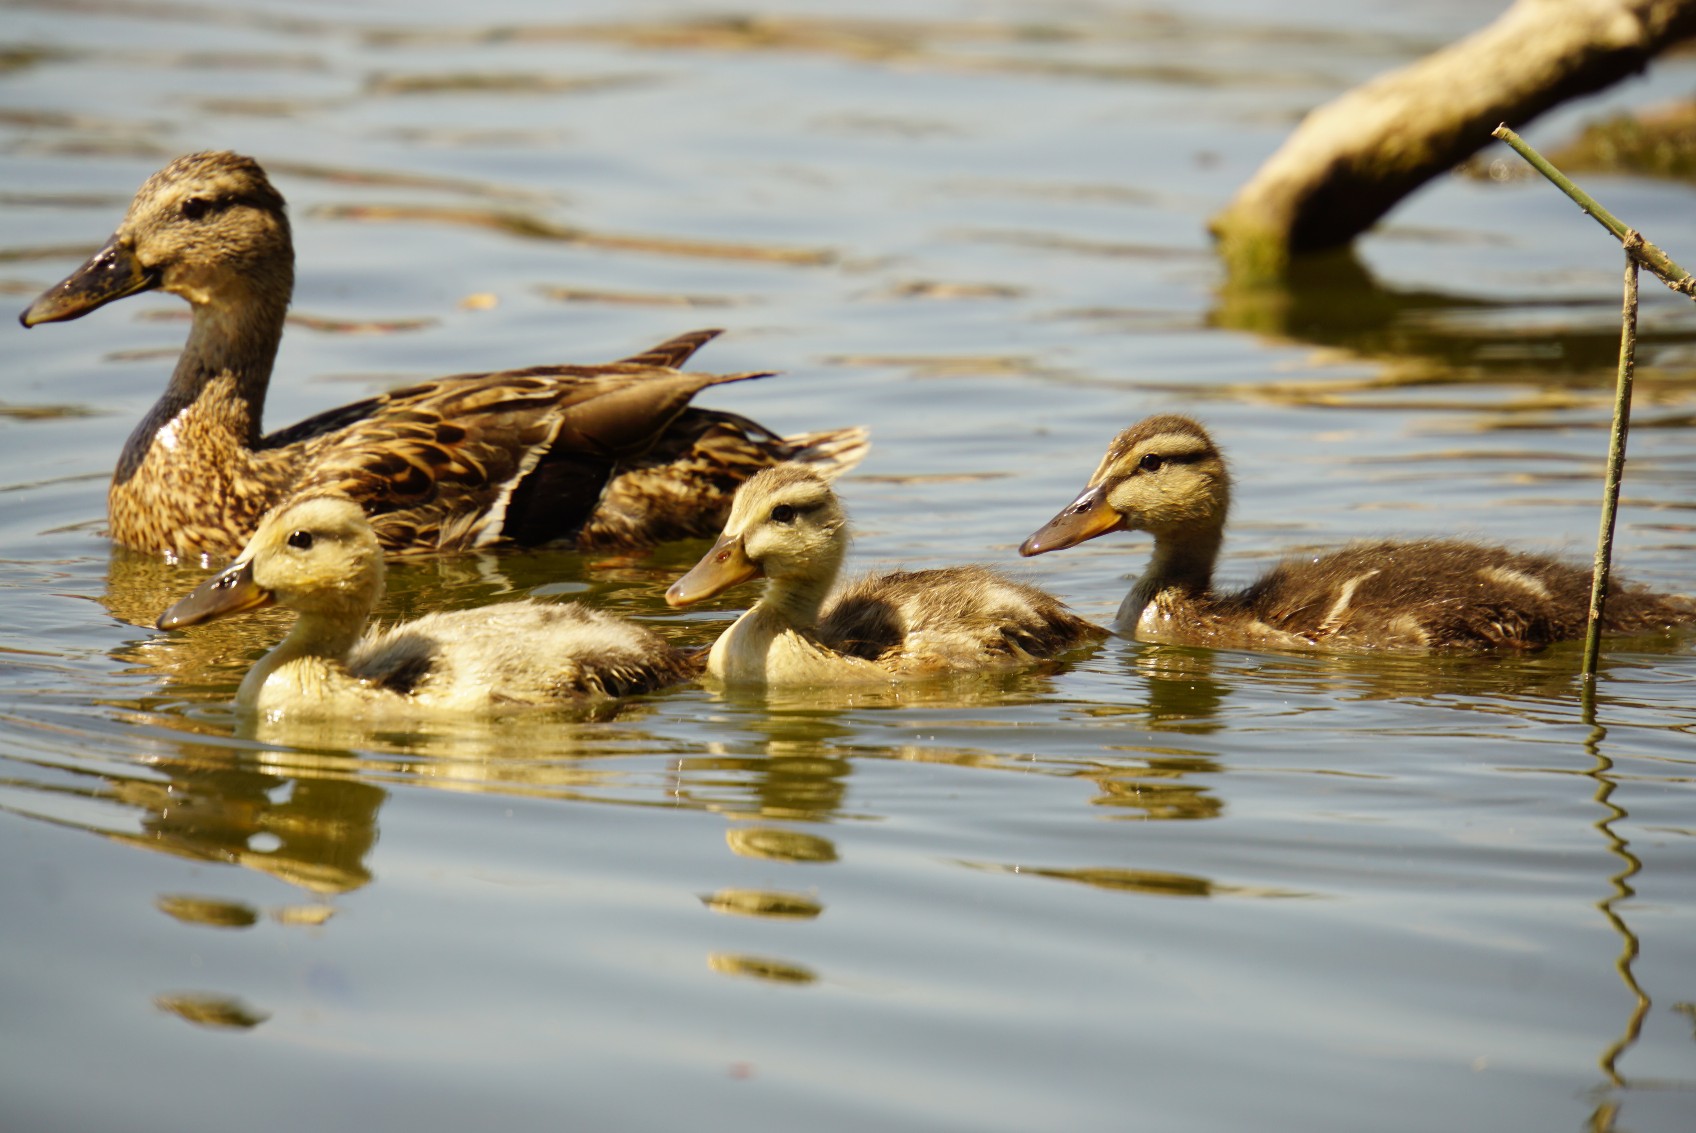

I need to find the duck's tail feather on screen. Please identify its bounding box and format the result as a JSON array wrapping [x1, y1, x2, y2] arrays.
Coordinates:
[[779, 425, 871, 482]]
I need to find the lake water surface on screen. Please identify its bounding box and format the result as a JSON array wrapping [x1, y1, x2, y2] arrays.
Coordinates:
[[2, 2, 1694, 1131]]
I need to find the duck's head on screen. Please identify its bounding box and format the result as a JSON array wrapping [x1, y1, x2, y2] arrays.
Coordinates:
[[21, 151, 292, 328], [1020, 414, 1230, 556], [666, 464, 848, 606], [157, 496, 383, 630]]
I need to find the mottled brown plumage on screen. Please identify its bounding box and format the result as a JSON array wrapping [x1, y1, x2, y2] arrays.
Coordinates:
[[1021, 414, 1696, 653], [21, 152, 867, 558], [667, 465, 1104, 683], [156, 496, 699, 716]]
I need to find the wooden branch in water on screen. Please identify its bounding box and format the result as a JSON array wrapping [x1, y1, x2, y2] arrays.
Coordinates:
[[1492, 125, 1696, 300], [1210, 0, 1696, 281], [1583, 253, 1640, 682]]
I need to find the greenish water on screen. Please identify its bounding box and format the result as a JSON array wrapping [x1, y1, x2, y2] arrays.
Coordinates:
[[2, 3, 1694, 1131]]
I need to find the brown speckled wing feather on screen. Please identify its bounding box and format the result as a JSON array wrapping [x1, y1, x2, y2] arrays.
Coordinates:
[[275, 364, 772, 552], [577, 414, 871, 551], [613, 328, 722, 369]]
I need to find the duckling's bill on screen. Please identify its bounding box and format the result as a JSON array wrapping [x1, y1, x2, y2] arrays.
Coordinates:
[[1019, 483, 1125, 557], [20, 236, 160, 328], [666, 533, 761, 606], [156, 559, 274, 630]]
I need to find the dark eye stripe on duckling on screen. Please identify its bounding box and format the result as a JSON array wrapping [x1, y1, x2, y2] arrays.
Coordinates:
[[180, 193, 280, 221], [1127, 446, 1209, 474]]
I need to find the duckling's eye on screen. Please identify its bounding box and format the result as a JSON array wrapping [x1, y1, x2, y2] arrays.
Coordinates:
[[1138, 453, 1165, 473], [287, 530, 314, 550], [769, 504, 797, 525], [180, 197, 212, 221]]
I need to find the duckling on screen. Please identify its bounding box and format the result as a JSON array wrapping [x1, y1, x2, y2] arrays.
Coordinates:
[[156, 496, 697, 715], [20, 151, 867, 558], [1020, 414, 1696, 653], [665, 465, 1104, 683]]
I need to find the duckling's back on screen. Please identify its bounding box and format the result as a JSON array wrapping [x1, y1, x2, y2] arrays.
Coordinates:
[[820, 565, 1105, 674], [349, 601, 698, 708], [1237, 540, 1696, 651]]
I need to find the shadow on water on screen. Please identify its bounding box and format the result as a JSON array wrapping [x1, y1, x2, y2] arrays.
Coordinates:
[[1207, 248, 1696, 417]]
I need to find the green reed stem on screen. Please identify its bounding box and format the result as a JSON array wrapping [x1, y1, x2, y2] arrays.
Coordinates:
[[1582, 253, 1638, 684], [1492, 124, 1696, 300]]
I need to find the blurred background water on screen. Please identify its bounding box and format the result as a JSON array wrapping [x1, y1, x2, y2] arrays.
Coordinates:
[[2, 2, 1694, 1130]]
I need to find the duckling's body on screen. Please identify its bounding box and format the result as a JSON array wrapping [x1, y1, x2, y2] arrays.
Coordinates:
[[157, 496, 696, 716], [23, 152, 865, 557], [668, 465, 1104, 684], [1021, 414, 1696, 653]]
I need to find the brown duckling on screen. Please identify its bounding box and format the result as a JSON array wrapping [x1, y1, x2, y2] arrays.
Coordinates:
[[157, 496, 697, 716], [1020, 414, 1696, 653], [21, 151, 867, 558], [666, 465, 1104, 683]]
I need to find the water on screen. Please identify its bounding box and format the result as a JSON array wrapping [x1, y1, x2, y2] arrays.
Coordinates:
[[3, 2, 1695, 1130]]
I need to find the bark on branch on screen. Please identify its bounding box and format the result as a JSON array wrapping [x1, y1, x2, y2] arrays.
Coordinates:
[[1211, 0, 1696, 280]]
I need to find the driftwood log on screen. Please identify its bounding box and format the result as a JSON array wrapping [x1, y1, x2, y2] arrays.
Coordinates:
[[1211, 0, 1696, 280]]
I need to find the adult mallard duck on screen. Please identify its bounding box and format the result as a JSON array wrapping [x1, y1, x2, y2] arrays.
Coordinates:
[[1020, 413, 1696, 652], [666, 465, 1104, 683], [156, 495, 698, 716], [20, 151, 867, 558]]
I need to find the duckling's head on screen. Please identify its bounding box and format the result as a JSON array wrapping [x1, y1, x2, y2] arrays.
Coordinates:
[[1020, 415, 1230, 556], [157, 496, 383, 631], [666, 464, 848, 606], [21, 151, 292, 328]]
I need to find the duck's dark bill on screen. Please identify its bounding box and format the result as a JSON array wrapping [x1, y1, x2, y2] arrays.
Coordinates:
[[19, 235, 161, 328], [1019, 483, 1125, 556], [666, 534, 761, 607], [156, 560, 274, 630]]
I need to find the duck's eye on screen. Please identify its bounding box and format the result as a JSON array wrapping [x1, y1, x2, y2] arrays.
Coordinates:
[[180, 197, 212, 221], [769, 504, 797, 525], [287, 530, 314, 550], [1138, 453, 1164, 473]]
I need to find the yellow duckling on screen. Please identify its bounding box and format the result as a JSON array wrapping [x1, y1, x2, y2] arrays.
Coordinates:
[[21, 151, 866, 558], [157, 496, 697, 715], [1020, 414, 1696, 652], [666, 465, 1104, 683]]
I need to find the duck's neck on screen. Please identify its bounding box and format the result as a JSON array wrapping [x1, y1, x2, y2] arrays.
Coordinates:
[[237, 609, 368, 711], [759, 566, 838, 632], [705, 552, 847, 683], [1118, 525, 1222, 631], [120, 291, 288, 476]]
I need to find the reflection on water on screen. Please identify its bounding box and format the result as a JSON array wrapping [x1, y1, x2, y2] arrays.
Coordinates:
[[702, 889, 824, 920], [1087, 754, 1224, 821], [726, 826, 838, 863], [1209, 248, 1696, 417], [110, 739, 384, 895], [152, 992, 271, 1031], [154, 893, 259, 928], [1584, 719, 1650, 1090], [962, 860, 1310, 900], [707, 952, 818, 986]]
